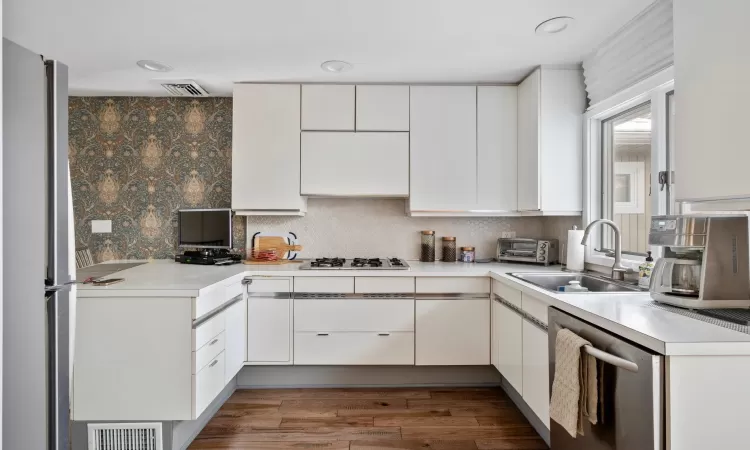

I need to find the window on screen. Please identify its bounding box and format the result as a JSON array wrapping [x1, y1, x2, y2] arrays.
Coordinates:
[[601, 103, 652, 255], [583, 67, 675, 268]]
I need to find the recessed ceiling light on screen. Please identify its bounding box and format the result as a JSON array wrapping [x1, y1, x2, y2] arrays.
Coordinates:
[[535, 16, 575, 35], [320, 60, 353, 73], [136, 60, 173, 72]]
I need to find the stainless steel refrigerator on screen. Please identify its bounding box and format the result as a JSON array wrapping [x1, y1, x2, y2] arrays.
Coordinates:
[[3, 38, 73, 450]]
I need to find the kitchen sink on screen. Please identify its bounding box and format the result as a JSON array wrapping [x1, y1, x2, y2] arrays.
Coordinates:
[[508, 272, 643, 293]]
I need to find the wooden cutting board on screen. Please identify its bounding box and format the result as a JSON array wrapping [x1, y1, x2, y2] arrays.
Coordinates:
[[252, 235, 303, 258]]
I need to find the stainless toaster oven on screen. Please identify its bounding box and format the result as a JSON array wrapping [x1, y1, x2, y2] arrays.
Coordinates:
[[496, 238, 559, 266]]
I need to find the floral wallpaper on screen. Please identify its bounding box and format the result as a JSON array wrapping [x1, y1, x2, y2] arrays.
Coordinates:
[[69, 97, 245, 262]]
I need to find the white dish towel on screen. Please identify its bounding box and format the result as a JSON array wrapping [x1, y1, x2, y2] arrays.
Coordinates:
[[549, 328, 599, 438]]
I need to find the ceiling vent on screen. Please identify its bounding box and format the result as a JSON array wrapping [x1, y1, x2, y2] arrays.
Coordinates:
[[160, 80, 209, 97]]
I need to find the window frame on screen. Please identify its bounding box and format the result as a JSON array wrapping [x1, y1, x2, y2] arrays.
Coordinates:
[[583, 66, 674, 269]]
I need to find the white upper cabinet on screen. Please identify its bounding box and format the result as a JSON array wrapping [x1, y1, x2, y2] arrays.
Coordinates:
[[517, 67, 586, 214], [409, 86, 477, 212], [232, 84, 306, 214], [478, 86, 518, 212], [302, 85, 355, 131], [518, 70, 541, 212], [355, 85, 410, 131], [301, 132, 409, 197], [674, 1, 750, 206]]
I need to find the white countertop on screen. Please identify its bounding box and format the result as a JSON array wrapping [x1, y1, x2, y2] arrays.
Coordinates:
[[78, 259, 750, 356]]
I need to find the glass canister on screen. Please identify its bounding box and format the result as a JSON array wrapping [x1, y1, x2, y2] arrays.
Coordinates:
[[460, 246, 475, 263], [442, 237, 457, 262], [420, 231, 436, 262]]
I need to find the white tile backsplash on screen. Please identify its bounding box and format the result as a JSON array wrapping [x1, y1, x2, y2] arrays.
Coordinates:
[[245, 198, 547, 259]]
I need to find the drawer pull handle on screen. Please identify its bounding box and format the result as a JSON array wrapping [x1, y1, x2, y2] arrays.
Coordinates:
[[377, 333, 391, 336], [208, 338, 219, 346], [316, 333, 329, 336], [209, 360, 219, 368]]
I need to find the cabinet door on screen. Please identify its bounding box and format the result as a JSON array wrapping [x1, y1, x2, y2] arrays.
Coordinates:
[[301, 132, 409, 196], [495, 300, 524, 393], [302, 85, 355, 130], [232, 84, 305, 212], [517, 69, 541, 211], [356, 85, 410, 131], [478, 86, 518, 211], [415, 299, 490, 365], [538, 68, 585, 212], [247, 297, 292, 363], [224, 298, 246, 384], [409, 86, 477, 212], [522, 318, 550, 428]]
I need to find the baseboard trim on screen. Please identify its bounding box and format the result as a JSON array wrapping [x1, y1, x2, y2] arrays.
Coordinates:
[[498, 375, 550, 446], [237, 365, 503, 388]]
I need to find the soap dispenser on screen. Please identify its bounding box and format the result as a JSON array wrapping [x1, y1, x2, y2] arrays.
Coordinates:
[[638, 251, 655, 289]]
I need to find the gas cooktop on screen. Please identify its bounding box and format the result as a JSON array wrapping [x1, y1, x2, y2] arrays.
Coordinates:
[[299, 257, 410, 270]]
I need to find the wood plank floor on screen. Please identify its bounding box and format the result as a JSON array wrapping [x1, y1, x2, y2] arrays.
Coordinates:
[[190, 387, 548, 450]]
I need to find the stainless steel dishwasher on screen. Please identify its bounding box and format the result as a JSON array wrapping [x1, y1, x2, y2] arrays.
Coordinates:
[[548, 308, 664, 450]]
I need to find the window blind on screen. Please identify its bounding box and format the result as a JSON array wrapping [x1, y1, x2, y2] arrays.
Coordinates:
[[583, 0, 673, 106]]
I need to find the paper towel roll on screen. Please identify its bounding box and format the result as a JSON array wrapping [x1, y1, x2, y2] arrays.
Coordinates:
[[567, 229, 585, 271]]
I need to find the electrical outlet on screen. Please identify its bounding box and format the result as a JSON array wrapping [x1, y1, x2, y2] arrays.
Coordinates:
[[501, 231, 516, 238], [91, 219, 112, 233]]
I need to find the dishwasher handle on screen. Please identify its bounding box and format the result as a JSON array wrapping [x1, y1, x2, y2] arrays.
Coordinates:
[[584, 345, 639, 373]]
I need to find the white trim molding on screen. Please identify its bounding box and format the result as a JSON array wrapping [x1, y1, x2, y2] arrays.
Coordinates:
[[583, 66, 674, 269]]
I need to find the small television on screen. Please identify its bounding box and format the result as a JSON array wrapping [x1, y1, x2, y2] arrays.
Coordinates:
[[177, 208, 233, 249]]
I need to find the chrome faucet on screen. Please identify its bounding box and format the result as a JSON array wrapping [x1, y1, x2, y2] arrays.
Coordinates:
[[580, 219, 634, 282]]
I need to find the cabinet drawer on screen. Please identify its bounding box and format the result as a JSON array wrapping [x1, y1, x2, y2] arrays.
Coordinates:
[[194, 284, 227, 320], [493, 279, 522, 308], [193, 351, 225, 418], [193, 312, 225, 350], [294, 332, 414, 365], [193, 331, 225, 373], [416, 277, 490, 294], [294, 277, 354, 293], [355, 277, 414, 293], [522, 293, 549, 325], [294, 299, 414, 332], [246, 278, 291, 294]]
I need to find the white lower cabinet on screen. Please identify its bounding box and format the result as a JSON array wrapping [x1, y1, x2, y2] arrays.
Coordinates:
[[247, 296, 292, 364], [224, 297, 247, 383], [492, 299, 524, 393], [293, 297, 415, 365], [522, 318, 550, 428], [415, 298, 490, 365], [294, 331, 414, 365], [193, 351, 226, 418]]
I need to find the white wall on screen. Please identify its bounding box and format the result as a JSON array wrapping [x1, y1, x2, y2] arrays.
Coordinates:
[[246, 198, 546, 259], [674, 0, 750, 201]]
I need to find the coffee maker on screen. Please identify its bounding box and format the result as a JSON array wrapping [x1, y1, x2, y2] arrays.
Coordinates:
[[648, 215, 750, 309]]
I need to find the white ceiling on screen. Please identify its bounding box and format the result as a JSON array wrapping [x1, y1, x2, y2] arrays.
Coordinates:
[[4, 0, 654, 96]]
